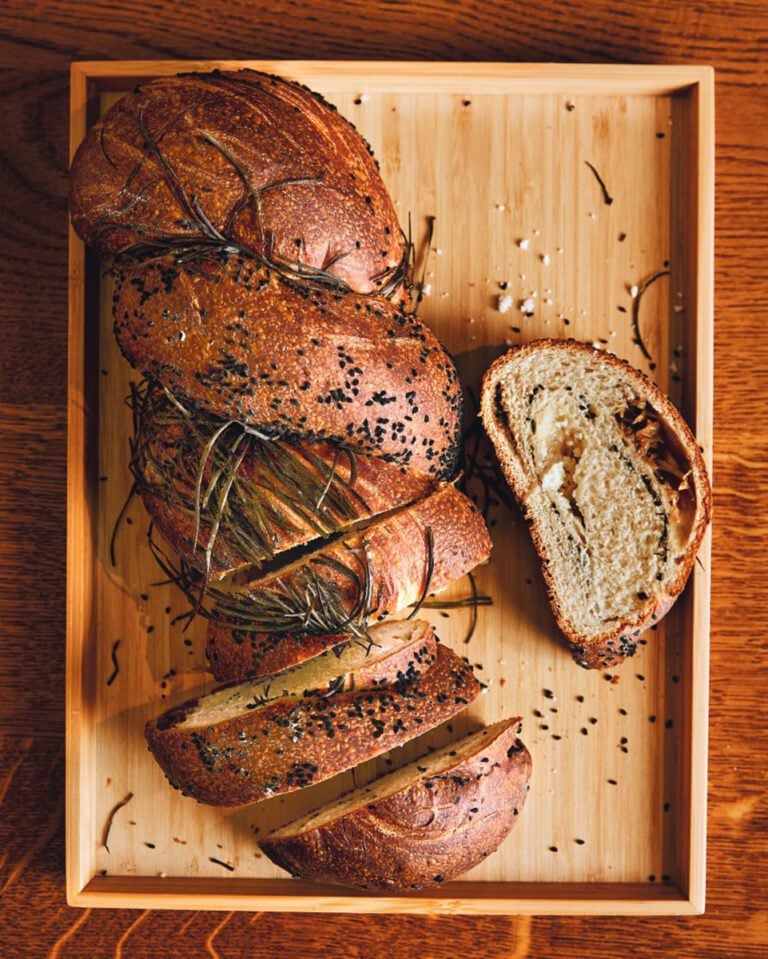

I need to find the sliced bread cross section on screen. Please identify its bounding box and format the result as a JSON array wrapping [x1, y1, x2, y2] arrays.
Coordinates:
[[481, 339, 711, 668]]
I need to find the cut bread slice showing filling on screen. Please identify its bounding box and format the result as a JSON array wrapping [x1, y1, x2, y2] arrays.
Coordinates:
[[481, 339, 711, 668], [261, 717, 532, 890]]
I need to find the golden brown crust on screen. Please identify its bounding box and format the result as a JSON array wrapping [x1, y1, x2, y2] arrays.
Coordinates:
[[480, 338, 712, 670], [145, 642, 480, 808], [69, 70, 405, 296], [205, 485, 492, 676], [260, 718, 532, 890], [113, 256, 462, 479]]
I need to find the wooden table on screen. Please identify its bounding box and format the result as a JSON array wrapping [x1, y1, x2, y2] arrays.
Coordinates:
[[1, 2, 766, 955]]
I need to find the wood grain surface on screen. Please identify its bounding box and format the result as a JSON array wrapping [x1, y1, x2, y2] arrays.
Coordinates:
[[0, 1, 766, 955]]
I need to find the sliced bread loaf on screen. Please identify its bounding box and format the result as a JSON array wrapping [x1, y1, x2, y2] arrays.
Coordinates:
[[481, 339, 711, 668], [261, 718, 531, 890], [146, 621, 480, 807]]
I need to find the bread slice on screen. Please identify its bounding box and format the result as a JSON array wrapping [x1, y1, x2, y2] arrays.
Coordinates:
[[131, 384, 434, 579], [205, 484, 492, 681], [481, 339, 711, 669], [145, 621, 480, 808], [260, 718, 531, 890]]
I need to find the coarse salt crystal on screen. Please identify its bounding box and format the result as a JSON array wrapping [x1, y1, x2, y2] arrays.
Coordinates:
[[630, 285, 639, 298], [541, 253, 551, 266], [495, 203, 506, 211], [497, 294, 514, 314], [435, 248, 444, 255], [520, 297, 536, 315], [517, 238, 530, 250], [421, 283, 432, 297]]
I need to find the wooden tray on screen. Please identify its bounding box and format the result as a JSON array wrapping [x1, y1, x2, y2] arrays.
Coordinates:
[[67, 61, 714, 915]]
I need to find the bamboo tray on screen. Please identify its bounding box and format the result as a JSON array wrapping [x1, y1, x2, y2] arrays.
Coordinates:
[[67, 61, 714, 915]]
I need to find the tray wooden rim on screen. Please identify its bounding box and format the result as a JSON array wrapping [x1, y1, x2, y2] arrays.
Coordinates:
[[66, 59, 714, 915]]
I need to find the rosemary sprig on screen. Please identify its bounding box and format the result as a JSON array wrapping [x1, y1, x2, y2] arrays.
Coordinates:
[[128, 382, 371, 579], [632, 270, 670, 362], [585, 161, 614, 206], [408, 527, 435, 620], [102, 792, 134, 853], [106, 640, 121, 686]]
